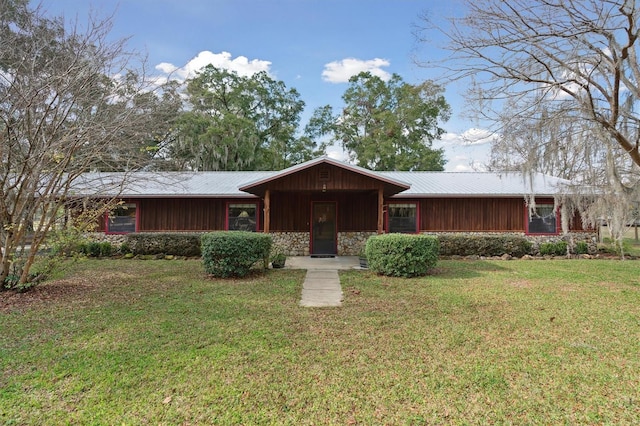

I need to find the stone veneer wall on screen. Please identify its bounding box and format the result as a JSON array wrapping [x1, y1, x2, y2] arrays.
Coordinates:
[[85, 232, 128, 246], [337, 232, 378, 256], [269, 231, 378, 256], [270, 232, 310, 256]]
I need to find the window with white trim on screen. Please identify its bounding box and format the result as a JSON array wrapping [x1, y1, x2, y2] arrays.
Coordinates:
[[228, 203, 258, 232], [528, 204, 557, 234], [388, 203, 418, 233]]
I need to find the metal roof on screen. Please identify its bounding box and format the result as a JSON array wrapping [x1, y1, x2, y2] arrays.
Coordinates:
[[71, 171, 275, 198], [71, 162, 569, 199], [380, 171, 569, 197]]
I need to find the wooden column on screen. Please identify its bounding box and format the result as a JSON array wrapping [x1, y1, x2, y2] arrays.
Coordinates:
[[377, 187, 384, 234], [264, 189, 271, 233]]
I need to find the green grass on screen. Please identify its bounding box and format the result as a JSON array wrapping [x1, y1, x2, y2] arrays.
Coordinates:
[[1, 259, 639, 424]]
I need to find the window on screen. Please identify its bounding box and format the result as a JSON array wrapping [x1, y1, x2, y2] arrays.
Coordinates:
[[388, 203, 418, 233], [106, 203, 137, 233], [228, 203, 258, 232], [528, 204, 557, 234]]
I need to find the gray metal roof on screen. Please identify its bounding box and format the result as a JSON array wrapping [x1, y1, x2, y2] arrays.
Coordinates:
[[380, 171, 570, 198], [71, 171, 276, 198], [71, 163, 569, 199]]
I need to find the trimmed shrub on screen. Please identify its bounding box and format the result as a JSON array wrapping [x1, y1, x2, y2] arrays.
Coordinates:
[[201, 231, 272, 278], [99, 241, 113, 257], [126, 233, 202, 257], [539, 241, 568, 256], [75, 241, 113, 257], [575, 241, 589, 255], [436, 234, 532, 257], [365, 234, 439, 278], [118, 242, 132, 255]]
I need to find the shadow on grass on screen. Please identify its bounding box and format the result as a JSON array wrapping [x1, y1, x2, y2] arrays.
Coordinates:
[[428, 259, 512, 280]]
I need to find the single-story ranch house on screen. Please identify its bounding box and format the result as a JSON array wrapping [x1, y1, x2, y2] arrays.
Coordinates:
[[76, 156, 586, 256]]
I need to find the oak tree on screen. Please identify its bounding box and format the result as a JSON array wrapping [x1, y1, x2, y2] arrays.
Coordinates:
[[308, 72, 450, 171], [170, 65, 316, 171]]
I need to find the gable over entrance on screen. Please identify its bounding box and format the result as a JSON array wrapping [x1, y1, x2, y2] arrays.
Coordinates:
[[239, 156, 410, 238], [239, 156, 410, 196]]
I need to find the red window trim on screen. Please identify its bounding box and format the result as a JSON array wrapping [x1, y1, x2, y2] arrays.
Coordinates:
[[386, 200, 420, 234], [105, 201, 139, 234], [524, 200, 560, 235], [225, 200, 261, 232]]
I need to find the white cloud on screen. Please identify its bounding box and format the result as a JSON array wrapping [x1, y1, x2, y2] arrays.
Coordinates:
[[460, 128, 497, 145], [326, 144, 349, 162], [154, 50, 272, 82], [435, 128, 495, 171], [321, 58, 391, 83]]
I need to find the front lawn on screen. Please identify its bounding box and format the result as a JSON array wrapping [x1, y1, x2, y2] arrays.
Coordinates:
[[1, 259, 639, 424]]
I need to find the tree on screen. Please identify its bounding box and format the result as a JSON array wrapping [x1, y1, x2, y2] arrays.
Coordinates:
[[169, 65, 316, 171], [422, 0, 640, 253], [94, 73, 182, 172], [307, 72, 449, 171], [427, 0, 640, 166], [0, 2, 179, 288]]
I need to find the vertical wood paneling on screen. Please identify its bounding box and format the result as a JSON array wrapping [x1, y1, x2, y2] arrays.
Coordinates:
[[418, 198, 525, 231], [138, 198, 228, 231], [102, 195, 585, 234], [269, 192, 378, 232]]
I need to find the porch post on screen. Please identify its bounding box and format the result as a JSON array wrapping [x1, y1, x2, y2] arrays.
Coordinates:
[[264, 189, 270, 233], [377, 187, 384, 234]]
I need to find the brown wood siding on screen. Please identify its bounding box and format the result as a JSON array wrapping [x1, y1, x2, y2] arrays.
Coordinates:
[[418, 198, 525, 232], [96, 195, 586, 234], [273, 164, 385, 192], [269, 191, 378, 232], [138, 198, 228, 231]]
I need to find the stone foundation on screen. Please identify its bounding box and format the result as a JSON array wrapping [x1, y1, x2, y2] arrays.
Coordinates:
[[270, 232, 310, 256], [84, 232, 127, 246], [337, 232, 377, 255], [270, 231, 377, 256]]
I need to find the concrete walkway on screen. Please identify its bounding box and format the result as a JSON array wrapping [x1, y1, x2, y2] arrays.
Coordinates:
[[284, 256, 361, 307]]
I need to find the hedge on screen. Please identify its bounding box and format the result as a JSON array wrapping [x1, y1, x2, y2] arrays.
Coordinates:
[[539, 241, 568, 256], [365, 234, 439, 278], [201, 231, 272, 278], [435, 234, 532, 257], [126, 233, 202, 257]]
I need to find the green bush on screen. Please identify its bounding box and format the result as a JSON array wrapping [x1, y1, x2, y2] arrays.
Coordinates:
[[539, 241, 568, 256], [99, 241, 113, 257], [365, 234, 439, 278], [436, 234, 532, 257], [76, 241, 113, 257], [118, 242, 132, 255], [47, 228, 86, 257], [575, 241, 589, 255], [86, 241, 102, 257], [201, 231, 272, 278], [126, 233, 202, 257]]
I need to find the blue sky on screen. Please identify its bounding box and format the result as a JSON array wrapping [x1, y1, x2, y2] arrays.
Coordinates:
[[40, 0, 492, 171]]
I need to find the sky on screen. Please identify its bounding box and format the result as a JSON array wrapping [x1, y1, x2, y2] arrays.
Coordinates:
[[40, 0, 493, 171]]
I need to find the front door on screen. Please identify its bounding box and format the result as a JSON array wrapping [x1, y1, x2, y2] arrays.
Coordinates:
[[311, 202, 337, 256]]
